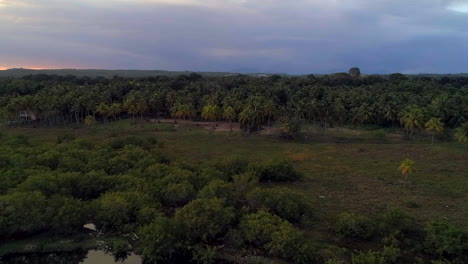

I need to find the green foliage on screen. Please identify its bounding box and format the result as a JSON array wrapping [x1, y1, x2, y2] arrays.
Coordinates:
[[336, 213, 375, 241], [239, 211, 316, 263], [214, 157, 249, 177], [376, 207, 417, 236], [94, 191, 159, 232], [246, 187, 313, 224], [248, 159, 302, 182], [352, 250, 385, 264], [139, 216, 187, 263], [175, 198, 235, 242], [349, 67, 361, 77], [198, 180, 237, 202], [191, 244, 218, 264], [424, 221, 468, 262]]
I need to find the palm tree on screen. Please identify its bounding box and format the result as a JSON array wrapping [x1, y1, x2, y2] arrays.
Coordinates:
[[222, 106, 236, 134], [124, 96, 140, 126], [263, 100, 277, 127], [398, 159, 415, 191], [109, 103, 122, 121], [425, 117, 444, 145], [84, 115, 96, 126], [170, 103, 181, 123], [239, 106, 254, 134], [399, 106, 425, 136], [201, 104, 220, 134], [454, 122, 468, 150], [95, 103, 110, 124]]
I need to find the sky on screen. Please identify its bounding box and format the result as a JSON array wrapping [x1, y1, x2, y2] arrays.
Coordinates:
[[0, 0, 468, 74]]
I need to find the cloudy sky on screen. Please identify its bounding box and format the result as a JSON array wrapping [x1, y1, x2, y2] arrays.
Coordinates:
[[1, 0, 468, 74]]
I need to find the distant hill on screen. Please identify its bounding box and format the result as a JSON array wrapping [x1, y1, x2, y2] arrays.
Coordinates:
[[0, 68, 282, 78]]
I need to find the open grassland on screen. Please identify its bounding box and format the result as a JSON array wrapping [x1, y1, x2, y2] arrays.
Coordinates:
[[2, 120, 466, 234]]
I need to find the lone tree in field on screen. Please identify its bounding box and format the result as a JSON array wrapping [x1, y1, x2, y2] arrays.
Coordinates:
[[398, 159, 415, 190], [425, 117, 444, 145], [454, 122, 468, 150], [222, 106, 236, 134], [348, 67, 361, 77]]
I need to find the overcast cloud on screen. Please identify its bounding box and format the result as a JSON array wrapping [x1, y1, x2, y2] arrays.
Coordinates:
[[0, 0, 467, 74]]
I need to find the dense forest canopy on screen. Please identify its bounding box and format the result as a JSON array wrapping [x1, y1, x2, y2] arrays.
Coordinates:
[[0, 72, 467, 135]]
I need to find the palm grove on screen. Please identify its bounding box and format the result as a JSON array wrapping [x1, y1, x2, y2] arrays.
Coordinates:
[[0, 72, 467, 145]]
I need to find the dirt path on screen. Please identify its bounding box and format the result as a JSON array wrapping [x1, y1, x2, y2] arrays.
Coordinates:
[[151, 119, 241, 132]]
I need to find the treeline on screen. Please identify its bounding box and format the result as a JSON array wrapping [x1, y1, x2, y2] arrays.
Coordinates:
[[0, 73, 467, 136], [0, 134, 466, 263]]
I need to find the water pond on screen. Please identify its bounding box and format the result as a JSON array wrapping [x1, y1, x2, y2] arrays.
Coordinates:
[[0, 250, 142, 264]]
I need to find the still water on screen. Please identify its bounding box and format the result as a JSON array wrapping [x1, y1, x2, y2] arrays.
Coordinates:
[[0, 250, 142, 264]]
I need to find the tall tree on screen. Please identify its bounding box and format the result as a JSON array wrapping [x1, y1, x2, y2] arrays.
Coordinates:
[[425, 117, 444, 145], [201, 105, 220, 134], [400, 106, 425, 136], [454, 122, 468, 150], [398, 159, 416, 191], [263, 100, 277, 127], [348, 67, 361, 77], [222, 106, 236, 134], [95, 103, 110, 124]]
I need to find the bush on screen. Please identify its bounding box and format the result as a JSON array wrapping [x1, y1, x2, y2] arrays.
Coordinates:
[[240, 211, 316, 263], [56, 134, 75, 144], [336, 213, 375, 241], [376, 207, 418, 236], [248, 159, 302, 182], [214, 157, 249, 177], [424, 221, 468, 262], [381, 246, 401, 264], [198, 180, 237, 203], [175, 198, 235, 242], [352, 250, 385, 264], [246, 187, 313, 224], [109, 135, 157, 150], [371, 129, 386, 140], [139, 216, 187, 263]]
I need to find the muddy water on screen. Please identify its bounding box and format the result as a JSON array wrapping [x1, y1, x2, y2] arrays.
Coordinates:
[[0, 250, 142, 264], [80, 250, 142, 264]]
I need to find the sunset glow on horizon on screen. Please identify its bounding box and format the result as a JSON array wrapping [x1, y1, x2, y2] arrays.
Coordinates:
[[1, 0, 468, 74]]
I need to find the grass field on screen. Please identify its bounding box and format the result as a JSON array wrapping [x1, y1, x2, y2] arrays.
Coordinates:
[[1, 119, 467, 241]]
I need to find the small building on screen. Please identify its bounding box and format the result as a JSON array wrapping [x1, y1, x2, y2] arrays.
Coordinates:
[[19, 110, 37, 121]]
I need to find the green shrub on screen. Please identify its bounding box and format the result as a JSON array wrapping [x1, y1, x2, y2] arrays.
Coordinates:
[[424, 221, 468, 262], [239, 210, 315, 263], [248, 159, 302, 182], [191, 244, 218, 264], [56, 134, 75, 144], [381, 246, 401, 264], [175, 198, 235, 242], [109, 135, 157, 150], [246, 187, 313, 223], [376, 207, 418, 236], [370, 129, 386, 140], [352, 250, 385, 264], [139, 216, 187, 263], [336, 213, 374, 241], [198, 180, 237, 203], [214, 157, 249, 177]]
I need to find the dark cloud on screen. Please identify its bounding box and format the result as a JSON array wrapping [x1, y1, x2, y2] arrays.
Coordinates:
[[0, 0, 467, 73]]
